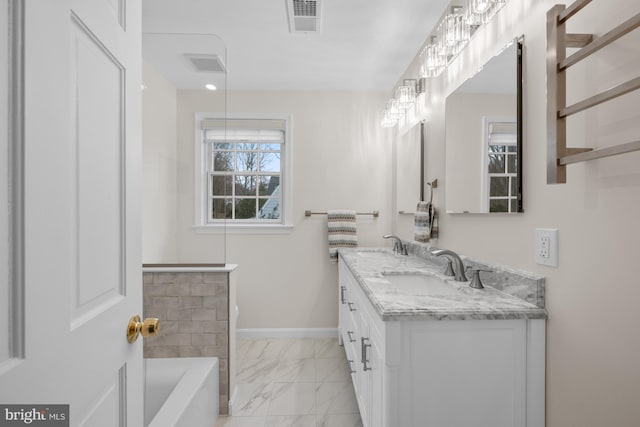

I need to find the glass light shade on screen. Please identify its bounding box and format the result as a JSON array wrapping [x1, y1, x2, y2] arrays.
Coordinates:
[[437, 9, 469, 57], [380, 114, 397, 128], [472, 0, 493, 13], [396, 80, 416, 109], [380, 98, 404, 128], [466, 0, 508, 25], [420, 44, 445, 78], [386, 98, 404, 119]]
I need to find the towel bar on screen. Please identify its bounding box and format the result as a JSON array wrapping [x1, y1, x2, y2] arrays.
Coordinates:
[[547, 0, 640, 184], [305, 210, 379, 218]]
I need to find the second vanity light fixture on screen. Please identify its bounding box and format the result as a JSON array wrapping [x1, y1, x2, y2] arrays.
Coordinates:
[[381, 0, 509, 128]]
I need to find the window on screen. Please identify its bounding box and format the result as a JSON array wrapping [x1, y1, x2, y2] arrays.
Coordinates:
[[194, 114, 292, 232], [482, 119, 517, 213]]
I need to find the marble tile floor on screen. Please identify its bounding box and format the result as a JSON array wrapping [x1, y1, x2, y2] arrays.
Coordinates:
[[216, 337, 363, 427]]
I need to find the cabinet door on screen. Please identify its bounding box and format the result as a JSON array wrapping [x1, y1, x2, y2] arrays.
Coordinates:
[[338, 264, 348, 343], [356, 312, 371, 427], [368, 331, 384, 427], [401, 320, 527, 427]]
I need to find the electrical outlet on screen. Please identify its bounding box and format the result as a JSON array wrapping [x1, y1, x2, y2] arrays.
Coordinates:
[[539, 235, 549, 258], [535, 228, 558, 267]]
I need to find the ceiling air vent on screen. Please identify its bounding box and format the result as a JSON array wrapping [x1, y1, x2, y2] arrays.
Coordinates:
[[183, 54, 226, 73], [286, 0, 321, 33]]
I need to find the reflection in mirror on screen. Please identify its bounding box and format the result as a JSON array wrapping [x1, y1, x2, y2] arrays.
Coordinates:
[[396, 123, 423, 214], [141, 33, 227, 264], [445, 37, 523, 214]]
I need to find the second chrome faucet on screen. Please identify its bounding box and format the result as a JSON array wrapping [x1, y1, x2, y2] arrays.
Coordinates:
[[383, 235, 408, 255], [431, 249, 468, 282]]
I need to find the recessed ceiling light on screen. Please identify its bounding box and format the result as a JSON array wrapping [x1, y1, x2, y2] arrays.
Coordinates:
[[205, 84, 217, 91]]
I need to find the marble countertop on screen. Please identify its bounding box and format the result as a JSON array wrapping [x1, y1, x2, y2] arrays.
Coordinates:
[[339, 248, 547, 321]]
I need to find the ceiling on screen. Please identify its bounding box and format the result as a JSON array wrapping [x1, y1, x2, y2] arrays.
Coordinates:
[[455, 41, 517, 94], [141, 0, 451, 91]]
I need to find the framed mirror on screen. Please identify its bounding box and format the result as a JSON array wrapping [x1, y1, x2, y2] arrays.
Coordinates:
[[445, 36, 523, 214]]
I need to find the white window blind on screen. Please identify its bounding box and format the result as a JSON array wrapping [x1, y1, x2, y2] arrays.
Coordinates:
[[205, 128, 284, 142], [487, 121, 517, 145]]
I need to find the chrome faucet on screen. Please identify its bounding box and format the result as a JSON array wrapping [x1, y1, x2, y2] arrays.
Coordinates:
[[383, 235, 408, 255], [431, 249, 468, 282]]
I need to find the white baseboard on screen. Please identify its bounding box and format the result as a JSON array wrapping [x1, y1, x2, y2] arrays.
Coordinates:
[[237, 328, 338, 339]]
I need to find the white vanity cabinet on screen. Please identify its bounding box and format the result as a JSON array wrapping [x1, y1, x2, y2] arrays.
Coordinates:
[[339, 262, 384, 427], [338, 260, 545, 427]]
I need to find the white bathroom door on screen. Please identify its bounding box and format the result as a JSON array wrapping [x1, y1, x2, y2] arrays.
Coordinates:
[[0, 0, 144, 425]]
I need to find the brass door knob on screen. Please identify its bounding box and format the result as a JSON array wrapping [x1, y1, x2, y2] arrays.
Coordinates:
[[127, 315, 161, 343]]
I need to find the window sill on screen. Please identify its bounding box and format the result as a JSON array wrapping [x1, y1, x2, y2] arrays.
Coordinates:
[[192, 223, 294, 235]]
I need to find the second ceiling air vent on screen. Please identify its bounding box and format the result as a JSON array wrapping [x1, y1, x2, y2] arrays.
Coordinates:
[[183, 54, 226, 73], [286, 0, 321, 33]]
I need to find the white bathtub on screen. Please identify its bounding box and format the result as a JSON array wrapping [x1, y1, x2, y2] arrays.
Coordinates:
[[145, 357, 219, 427]]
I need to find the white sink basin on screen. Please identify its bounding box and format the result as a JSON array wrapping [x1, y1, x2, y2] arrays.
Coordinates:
[[382, 273, 459, 296]]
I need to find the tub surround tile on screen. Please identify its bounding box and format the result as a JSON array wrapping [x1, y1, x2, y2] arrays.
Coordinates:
[[338, 247, 547, 321], [144, 346, 179, 358], [143, 270, 233, 414], [178, 346, 203, 357]]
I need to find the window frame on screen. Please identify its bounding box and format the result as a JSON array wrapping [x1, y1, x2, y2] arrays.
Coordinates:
[[193, 113, 293, 234], [480, 116, 518, 213]]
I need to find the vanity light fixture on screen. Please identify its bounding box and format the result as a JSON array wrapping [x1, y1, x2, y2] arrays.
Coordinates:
[[396, 79, 417, 110], [419, 38, 446, 78], [205, 83, 217, 90], [465, 0, 507, 26], [380, 113, 397, 128], [379, 0, 510, 128], [381, 98, 404, 128], [437, 6, 469, 58], [472, 0, 492, 13]]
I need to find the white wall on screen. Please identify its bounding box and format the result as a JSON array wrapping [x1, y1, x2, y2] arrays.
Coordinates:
[[395, 1, 640, 426], [142, 61, 178, 262], [172, 90, 393, 328]]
